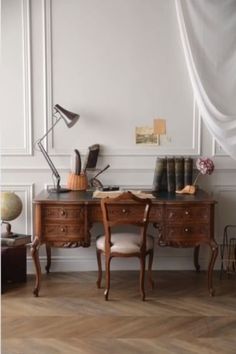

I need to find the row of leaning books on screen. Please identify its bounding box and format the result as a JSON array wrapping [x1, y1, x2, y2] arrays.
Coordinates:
[[152, 157, 193, 193]]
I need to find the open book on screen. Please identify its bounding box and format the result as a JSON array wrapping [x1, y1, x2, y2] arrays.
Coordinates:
[[93, 190, 155, 199]]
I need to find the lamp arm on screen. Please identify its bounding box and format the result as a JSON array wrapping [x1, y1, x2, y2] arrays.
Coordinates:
[[36, 114, 62, 190], [35, 105, 79, 193], [37, 140, 61, 190], [38, 113, 61, 142]]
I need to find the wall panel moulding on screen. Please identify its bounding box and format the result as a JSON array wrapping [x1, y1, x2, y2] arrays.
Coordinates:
[[1, 0, 32, 156], [212, 139, 228, 157], [43, 0, 201, 158]]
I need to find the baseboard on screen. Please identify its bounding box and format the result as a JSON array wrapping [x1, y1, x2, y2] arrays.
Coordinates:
[[27, 255, 221, 274]]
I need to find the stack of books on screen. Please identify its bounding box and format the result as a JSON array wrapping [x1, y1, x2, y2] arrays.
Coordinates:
[[152, 156, 193, 193], [1, 234, 32, 247]]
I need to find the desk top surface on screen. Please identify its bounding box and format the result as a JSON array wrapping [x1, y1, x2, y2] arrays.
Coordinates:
[[34, 189, 216, 205]]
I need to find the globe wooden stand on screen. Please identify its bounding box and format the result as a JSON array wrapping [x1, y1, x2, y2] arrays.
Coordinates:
[[1, 221, 14, 238]]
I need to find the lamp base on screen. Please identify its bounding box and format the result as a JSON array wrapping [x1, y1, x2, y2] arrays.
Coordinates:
[[48, 187, 71, 193]]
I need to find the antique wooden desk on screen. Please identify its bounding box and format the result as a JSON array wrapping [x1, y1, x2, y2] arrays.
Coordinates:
[[32, 189, 218, 296]]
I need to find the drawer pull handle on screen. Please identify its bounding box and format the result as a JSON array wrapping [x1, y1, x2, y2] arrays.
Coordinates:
[[60, 227, 66, 232], [60, 210, 66, 216], [184, 228, 189, 233], [122, 209, 127, 214], [185, 211, 189, 215]]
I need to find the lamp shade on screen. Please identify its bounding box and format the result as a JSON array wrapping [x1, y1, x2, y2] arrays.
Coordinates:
[[54, 104, 80, 128]]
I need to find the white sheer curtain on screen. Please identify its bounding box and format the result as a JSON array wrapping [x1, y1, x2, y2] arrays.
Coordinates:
[[175, 0, 236, 159]]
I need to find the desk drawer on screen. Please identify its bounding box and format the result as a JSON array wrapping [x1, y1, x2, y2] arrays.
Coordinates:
[[166, 206, 209, 224], [105, 204, 150, 221], [42, 206, 84, 221], [165, 224, 209, 243], [88, 204, 163, 223], [43, 224, 84, 241]]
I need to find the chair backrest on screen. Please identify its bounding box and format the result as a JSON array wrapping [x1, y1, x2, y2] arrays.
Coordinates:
[[100, 191, 152, 252]]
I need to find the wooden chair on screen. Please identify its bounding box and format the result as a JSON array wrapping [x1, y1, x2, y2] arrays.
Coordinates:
[[96, 191, 154, 301]]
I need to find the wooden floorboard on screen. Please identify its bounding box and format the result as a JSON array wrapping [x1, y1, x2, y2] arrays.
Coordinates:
[[2, 271, 236, 354]]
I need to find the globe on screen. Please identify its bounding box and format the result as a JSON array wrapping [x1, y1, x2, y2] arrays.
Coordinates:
[[0, 191, 23, 226]]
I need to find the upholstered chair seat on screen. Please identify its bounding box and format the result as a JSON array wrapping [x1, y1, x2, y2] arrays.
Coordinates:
[[96, 233, 154, 254]]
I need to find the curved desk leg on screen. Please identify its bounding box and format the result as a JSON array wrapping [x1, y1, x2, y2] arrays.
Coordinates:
[[31, 237, 41, 297], [45, 244, 51, 274], [208, 241, 218, 296], [194, 246, 200, 272]]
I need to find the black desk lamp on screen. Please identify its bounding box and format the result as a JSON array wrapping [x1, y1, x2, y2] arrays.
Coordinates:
[[37, 104, 79, 193]]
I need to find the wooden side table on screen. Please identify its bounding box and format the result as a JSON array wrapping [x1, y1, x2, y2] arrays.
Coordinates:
[[1, 245, 27, 293]]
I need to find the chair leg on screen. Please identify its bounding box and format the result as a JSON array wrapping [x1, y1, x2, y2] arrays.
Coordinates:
[[96, 249, 102, 289], [139, 256, 146, 301], [104, 256, 111, 301], [148, 250, 154, 289]]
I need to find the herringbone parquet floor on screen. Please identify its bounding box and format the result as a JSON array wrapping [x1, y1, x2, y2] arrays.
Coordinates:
[[2, 271, 236, 354]]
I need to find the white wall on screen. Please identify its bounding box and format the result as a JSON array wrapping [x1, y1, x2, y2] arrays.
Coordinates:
[[1, 0, 236, 273]]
